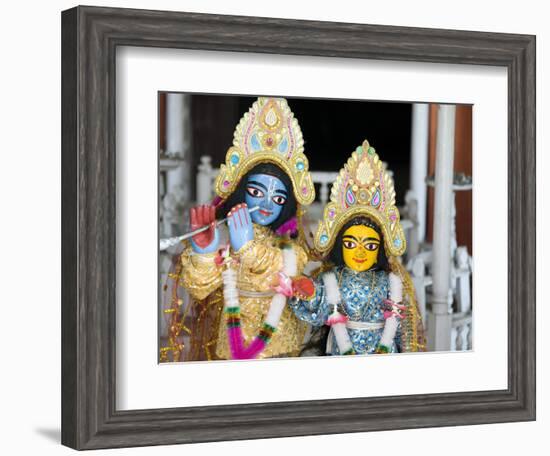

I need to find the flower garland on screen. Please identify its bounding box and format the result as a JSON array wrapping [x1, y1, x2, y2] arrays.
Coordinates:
[[220, 245, 297, 360], [323, 272, 355, 355], [377, 272, 404, 352]]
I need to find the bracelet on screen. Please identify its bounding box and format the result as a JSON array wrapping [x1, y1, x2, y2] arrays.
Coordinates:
[[291, 276, 316, 301]]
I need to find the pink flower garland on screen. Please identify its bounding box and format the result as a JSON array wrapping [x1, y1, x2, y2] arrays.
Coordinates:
[[221, 255, 290, 360]]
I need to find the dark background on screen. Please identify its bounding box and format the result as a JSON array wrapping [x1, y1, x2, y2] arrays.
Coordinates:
[[184, 94, 412, 205]]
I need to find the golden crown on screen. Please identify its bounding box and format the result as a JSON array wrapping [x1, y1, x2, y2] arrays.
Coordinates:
[[314, 140, 406, 257], [214, 97, 315, 206]]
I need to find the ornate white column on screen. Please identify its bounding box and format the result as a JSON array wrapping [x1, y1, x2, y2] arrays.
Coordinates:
[[428, 104, 456, 351], [163, 93, 192, 235], [159, 94, 192, 341], [165, 93, 191, 195], [409, 103, 429, 243]]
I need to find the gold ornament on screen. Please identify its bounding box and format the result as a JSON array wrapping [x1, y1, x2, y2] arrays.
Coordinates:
[[314, 140, 407, 257], [214, 97, 315, 206]]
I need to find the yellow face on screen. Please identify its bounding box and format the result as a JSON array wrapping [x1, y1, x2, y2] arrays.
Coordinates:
[[342, 225, 381, 272]]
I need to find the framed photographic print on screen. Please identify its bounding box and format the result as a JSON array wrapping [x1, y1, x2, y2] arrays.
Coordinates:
[[61, 5, 535, 450]]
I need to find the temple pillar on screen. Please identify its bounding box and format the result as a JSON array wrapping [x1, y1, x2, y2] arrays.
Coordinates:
[[427, 105, 456, 351], [409, 103, 430, 243]]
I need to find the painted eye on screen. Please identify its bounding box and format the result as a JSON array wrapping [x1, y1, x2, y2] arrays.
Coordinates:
[[365, 243, 379, 251], [272, 195, 287, 206], [246, 186, 264, 198], [343, 240, 356, 249]]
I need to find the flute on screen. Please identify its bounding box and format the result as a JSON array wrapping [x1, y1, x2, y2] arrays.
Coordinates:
[[159, 206, 260, 251]]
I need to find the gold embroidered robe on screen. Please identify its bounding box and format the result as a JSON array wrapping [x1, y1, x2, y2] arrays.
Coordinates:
[[180, 224, 309, 360]]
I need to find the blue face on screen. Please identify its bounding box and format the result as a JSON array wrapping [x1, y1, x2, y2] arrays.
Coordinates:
[[244, 173, 288, 226]]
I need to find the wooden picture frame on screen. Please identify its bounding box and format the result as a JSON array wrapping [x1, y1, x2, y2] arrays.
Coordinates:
[[61, 5, 536, 450]]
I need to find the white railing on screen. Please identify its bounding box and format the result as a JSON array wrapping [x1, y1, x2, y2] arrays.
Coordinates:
[[406, 235, 473, 351], [408, 256, 431, 324], [310, 171, 339, 206], [451, 311, 472, 351]]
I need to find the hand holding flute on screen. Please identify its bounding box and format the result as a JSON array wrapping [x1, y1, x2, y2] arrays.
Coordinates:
[[159, 204, 260, 252]]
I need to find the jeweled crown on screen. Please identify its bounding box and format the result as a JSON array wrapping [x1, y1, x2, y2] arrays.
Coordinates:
[[314, 140, 406, 257], [215, 97, 315, 206]]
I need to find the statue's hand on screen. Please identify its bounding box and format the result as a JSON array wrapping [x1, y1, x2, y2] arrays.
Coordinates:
[[190, 205, 219, 253], [227, 203, 254, 252]]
